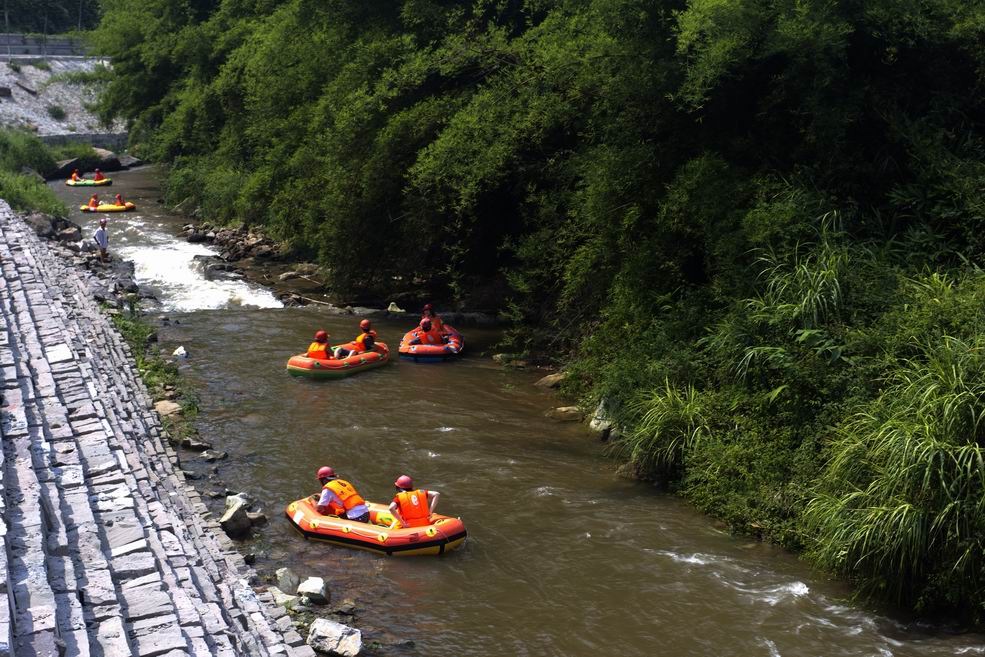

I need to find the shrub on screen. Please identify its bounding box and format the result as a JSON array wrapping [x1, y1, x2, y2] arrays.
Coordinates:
[[46, 105, 67, 121], [0, 129, 56, 174]]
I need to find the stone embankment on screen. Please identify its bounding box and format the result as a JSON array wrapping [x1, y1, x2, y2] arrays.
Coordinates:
[[0, 202, 311, 656]]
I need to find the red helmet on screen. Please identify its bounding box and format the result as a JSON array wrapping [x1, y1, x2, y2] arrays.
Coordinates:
[[359, 319, 371, 330], [394, 475, 413, 490], [317, 466, 335, 480], [423, 303, 433, 311], [314, 330, 328, 342], [420, 319, 432, 330]]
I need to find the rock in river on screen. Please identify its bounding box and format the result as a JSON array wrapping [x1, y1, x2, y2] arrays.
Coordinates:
[[307, 618, 361, 656]]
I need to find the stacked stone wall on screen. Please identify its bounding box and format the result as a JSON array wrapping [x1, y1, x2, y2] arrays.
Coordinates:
[[0, 202, 312, 657]]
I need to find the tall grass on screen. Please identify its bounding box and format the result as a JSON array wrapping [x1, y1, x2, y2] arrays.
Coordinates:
[[0, 170, 67, 217], [806, 335, 985, 611], [0, 129, 57, 174], [609, 381, 713, 479]]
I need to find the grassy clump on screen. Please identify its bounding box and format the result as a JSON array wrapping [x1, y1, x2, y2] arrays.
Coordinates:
[[0, 170, 66, 217], [29, 60, 51, 72], [46, 105, 66, 121], [109, 309, 200, 439]]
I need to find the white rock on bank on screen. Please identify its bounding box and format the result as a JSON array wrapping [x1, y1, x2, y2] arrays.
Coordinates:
[[545, 406, 581, 422], [276, 567, 301, 594], [268, 585, 299, 609], [153, 400, 182, 417], [297, 576, 330, 604], [172, 345, 187, 358], [307, 618, 361, 656], [219, 497, 252, 538]]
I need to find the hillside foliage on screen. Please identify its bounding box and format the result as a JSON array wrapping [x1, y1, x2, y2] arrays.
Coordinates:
[[92, 0, 985, 621]]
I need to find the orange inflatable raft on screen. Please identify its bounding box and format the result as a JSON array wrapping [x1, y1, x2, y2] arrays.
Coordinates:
[[285, 496, 468, 556], [286, 341, 389, 379], [398, 325, 464, 362]]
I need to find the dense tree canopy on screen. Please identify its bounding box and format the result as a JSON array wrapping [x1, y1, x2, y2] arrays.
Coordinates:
[[93, 0, 985, 621], [5, 0, 100, 34]]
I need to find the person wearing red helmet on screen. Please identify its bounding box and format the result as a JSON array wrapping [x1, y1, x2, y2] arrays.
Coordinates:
[[306, 330, 332, 359], [421, 303, 444, 333], [93, 168, 105, 182], [315, 466, 370, 522], [87, 193, 99, 210], [70, 168, 82, 182], [408, 318, 447, 346], [388, 475, 440, 529], [350, 318, 378, 354], [113, 193, 125, 207]]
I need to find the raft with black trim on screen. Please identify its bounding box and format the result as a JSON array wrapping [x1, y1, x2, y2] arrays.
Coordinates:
[[286, 341, 389, 379], [285, 495, 467, 556], [79, 202, 136, 213], [66, 178, 112, 186], [398, 325, 464, 362]]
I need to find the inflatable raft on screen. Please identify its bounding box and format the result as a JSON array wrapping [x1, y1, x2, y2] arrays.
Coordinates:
[[66, 178, 112, 186], [398, 325, 464, 362], [80, 202, 136, 213], [286, 341, 389, 379], [285, 496, 467, 556]]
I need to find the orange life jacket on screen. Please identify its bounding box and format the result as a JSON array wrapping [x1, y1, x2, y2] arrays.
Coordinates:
[[417, 328, 445, 345], [71, 172, 80, 181], [352, 331, 377, 352], [324, 479, 366, 515], [393, 489, 431, 527], [307, 341, 330, 359], [88, 197, 98, 208], [423, 315, 444, 332]]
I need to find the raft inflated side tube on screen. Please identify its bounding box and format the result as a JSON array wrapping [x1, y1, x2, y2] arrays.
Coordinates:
[[284, 496, 467, 556], [79, 202, 136, 213], [286, 341, 390, 379], [66, 178, 113, 186], [398, 324, 464, 362]]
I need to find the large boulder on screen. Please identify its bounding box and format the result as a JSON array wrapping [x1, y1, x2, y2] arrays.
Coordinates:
[[219, 497, 252, 538], [92, 147, 122, 171], [117, 154, 143, 169], [307, 619, 361, 657], [48, 158, 79, 180], [153, 400, 182, 417], [56, 225, 82, 242], [23, 212, 58, 238]]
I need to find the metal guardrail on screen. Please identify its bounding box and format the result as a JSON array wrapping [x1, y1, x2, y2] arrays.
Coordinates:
[[0, 33, 87, 57]]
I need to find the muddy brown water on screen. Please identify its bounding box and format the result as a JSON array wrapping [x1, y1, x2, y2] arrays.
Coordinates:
[[52, 169, 985, 656]]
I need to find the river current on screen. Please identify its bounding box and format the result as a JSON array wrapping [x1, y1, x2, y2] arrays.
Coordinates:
[[52, 169, 985, 656]]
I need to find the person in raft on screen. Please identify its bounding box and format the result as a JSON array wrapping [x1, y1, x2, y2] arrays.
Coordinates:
[[388, 475, 440, 529], [333, 319, 377, 359], [421, 303, 444, 333], [315, 466, 371, 523], [70, 169, 83, 182], [93, 168, 106, 181], [113, 193, 125, 207], [87, 194, 100, 210], [93, 217, 109, 263], [306, 330, 332, 359], [409, 318, 449, 347]]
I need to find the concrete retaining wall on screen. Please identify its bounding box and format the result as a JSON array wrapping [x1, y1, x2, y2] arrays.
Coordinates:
[[40, 133, 129, 153]]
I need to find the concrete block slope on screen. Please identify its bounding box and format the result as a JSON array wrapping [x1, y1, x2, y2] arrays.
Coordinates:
[[0, 202, 290, 656]]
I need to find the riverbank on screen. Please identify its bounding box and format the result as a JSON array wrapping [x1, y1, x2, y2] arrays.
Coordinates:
[[0, 201, 302, 656]]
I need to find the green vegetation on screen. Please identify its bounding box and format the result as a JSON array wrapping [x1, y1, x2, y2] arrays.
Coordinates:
[[109, 308, 199, 440], [92, 0, 985, 621], [29, 60, 52, 72], [46, 104, 66, 120], [0, 129, 66, 216]]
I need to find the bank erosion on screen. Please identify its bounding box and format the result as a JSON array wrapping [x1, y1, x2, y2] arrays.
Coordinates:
[[0, 201, 305, 656]]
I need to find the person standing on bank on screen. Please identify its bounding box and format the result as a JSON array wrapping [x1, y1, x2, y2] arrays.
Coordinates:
[[93, 217, 109, 263]]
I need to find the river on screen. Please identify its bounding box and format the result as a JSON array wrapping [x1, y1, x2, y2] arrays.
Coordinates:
[[52, 169, 985, 656]]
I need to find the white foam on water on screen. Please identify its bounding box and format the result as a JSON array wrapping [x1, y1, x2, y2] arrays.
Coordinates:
[[760, 638, 782, 657], [655, 550, 719, 566], [110, 216, 282, 312], [435, 426, 457, 432]]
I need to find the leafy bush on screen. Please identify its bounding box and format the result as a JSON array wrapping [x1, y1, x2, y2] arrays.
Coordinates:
[[46, 105, 66, 121], [0, 129, 56, 174]]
